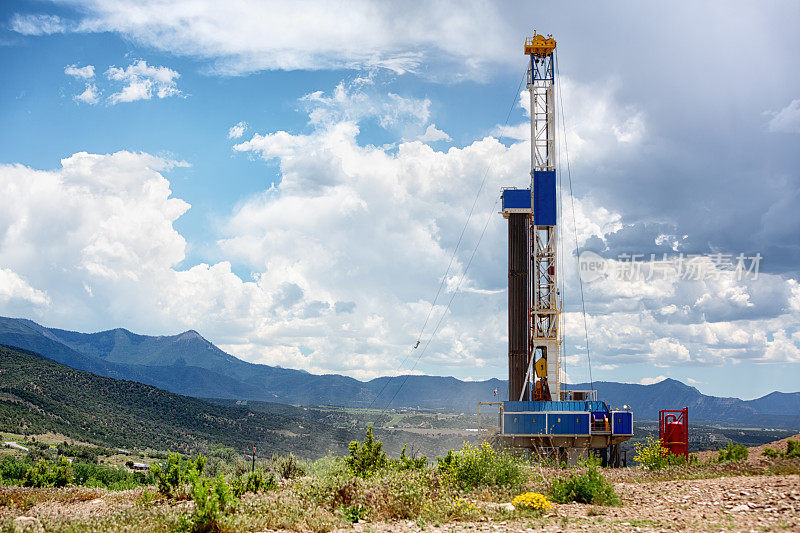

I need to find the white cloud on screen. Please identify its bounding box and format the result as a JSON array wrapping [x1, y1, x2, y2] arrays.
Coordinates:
[[300, 78, 430, 130], [767, 98, 800, 133], [13, 0, 513, 78], [639, 375, 668, 385], [2, 78, 800, 380], [650, 338, 691, 364], [65, 64, 95, 79], [74, 84, 100, 105], [228, 121, 247, 139], [105, 60, 182, 104], [10, 13, 71, 35], [418, 124, 451, 142], [0, 269, 49, 307], [494, 79, 647, 166], [594, 364, 618, 371]]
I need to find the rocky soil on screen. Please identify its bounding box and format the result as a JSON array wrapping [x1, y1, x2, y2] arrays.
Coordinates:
[[342, 474, 800, 532]]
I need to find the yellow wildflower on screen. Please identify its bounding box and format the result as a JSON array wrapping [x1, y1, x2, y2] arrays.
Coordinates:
[[511, 492, 552, 512]]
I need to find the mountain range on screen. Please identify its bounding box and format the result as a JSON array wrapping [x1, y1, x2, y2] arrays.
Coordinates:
[[1, 316, 798, 428]]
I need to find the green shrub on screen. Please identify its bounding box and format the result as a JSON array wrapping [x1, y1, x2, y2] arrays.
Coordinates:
[[786, 439, 800, 459], [187, 475, 238, 533], [437, 442, 524, 488], [151, 453, 206, 498], [52, 456, 73, 487], [717, 443, 748, 462], [762, 447, 780, 459], [396, 445, 427, 471], [343, 503, 370, 523], [0, 456, 31, 483], [346, 426, 388, 478], [271, 453, 305, 479], [22, 459, 52, 488], [548, 463, 619, 506], [231, 469, 276, 497], [20, 457, 72, 487]]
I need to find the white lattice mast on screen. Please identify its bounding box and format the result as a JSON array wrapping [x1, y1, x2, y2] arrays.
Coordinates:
[[526, 32, 561, 401]]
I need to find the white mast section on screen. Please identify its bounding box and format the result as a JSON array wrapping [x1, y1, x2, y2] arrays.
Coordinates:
[[526, 32, 561, 401]]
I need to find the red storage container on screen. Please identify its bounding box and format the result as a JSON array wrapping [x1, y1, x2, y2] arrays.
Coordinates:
[[659, 408, 689, 459]]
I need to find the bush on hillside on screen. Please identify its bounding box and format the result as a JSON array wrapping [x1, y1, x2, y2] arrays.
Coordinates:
[[786, 439, 800, 458], [21, 457, 73, 488], [346, 426, 387, 478], [187, 475, 238, 533], [396, 444, 427, 471], [150, 452, 206, 498], [548, 461, 619, 506], [0, 456, 30, 483], [717, 443, 748, 462], [231, 469, 276, 497], [762, 447, 780, 459], [763, 439, 800, 460], [270, 453, 305, 479], [437, 442, 524, 488]]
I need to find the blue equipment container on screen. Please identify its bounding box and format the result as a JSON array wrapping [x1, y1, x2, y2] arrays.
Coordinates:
[[611, 412, 633, 436], [501, 188, 531, 211]]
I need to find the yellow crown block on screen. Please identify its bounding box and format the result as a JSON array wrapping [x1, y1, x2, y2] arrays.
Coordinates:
[[525, 32, 556, 56]]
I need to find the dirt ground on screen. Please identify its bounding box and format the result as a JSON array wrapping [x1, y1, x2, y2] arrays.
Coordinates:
[[342, 474, 800, 532]]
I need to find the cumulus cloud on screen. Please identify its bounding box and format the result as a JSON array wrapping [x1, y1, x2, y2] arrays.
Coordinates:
[[495, 80, 647, 166], [2, 75, 800, 380], [64, 64, 95, 79], [74, 84, 100, 105], [0, 269, 49, 307], [0, 151, 198, 324], [106, 60, 182, 104], [228, 121, 247, 139], [767, 98, 800, 133]]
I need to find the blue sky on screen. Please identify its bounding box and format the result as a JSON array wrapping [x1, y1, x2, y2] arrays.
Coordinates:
[[1, 1, 799, 399]]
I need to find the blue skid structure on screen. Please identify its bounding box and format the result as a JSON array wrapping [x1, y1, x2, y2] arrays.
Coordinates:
[[498, 401, 633, 466]]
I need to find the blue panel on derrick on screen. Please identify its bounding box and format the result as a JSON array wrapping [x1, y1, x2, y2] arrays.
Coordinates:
[[547, 413, 572, 434], [533, 170, 556, 225], [503, 412, 547, 435], [503, 413, 521, 434], [575, 413, 591, 434], [612, 412, 633, 435], [502, 189, 531, 210]]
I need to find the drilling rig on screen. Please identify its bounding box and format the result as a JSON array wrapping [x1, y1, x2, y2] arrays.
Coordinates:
[[492, 32, 633, 465]]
